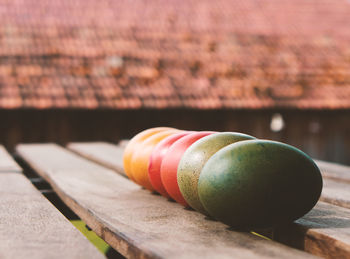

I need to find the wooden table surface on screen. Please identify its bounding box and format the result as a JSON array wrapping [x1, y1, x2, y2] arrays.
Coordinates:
[[10, 141, 350, 259], [70, 142, 350, 258], [17, 143, 315, 259], [0, 145, 22, 172], [0, 145, 105, 259]]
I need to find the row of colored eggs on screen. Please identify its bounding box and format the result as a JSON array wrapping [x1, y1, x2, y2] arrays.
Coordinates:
[[123, 127, 323, 229]]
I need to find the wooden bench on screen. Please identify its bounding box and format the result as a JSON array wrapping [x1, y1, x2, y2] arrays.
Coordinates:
[[0, 145, 104, 259], [67, 142, 350, 210], [0, 146, 22, 173], [8, 142, 348, 259]]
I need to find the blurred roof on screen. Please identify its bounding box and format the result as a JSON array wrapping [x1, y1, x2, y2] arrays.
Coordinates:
[[1, 0, 350, 109]]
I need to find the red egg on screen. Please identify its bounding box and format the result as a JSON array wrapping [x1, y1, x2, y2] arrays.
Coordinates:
[[160, 131, 215, 206], [148, 131, 194, 197]]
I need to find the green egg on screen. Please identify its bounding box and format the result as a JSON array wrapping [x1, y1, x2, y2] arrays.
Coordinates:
[[177, 132, 255, 214], [198, 139, 323, 230]]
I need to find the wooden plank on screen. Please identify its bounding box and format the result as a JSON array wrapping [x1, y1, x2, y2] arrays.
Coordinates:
[[68, 143, 350, 184], [0, 145, 22, 172], [67, 142, 125, 176], [0, 172, 105, 259], [315, 159, 350, 184], [320, 178, 350, 210], [67, 142, 350, 210], [65, 142, 350, 258], [17, 143, 316, 259], [270, 202, 350, 259], [118, 139, 130, 148]]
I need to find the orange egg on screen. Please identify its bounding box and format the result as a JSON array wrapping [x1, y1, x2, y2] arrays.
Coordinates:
[[123, 127, 175, 181], [130, 129, 180, 190]]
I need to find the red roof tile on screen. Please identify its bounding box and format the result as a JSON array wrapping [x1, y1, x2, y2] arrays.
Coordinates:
[[1, 0, 350, 109]]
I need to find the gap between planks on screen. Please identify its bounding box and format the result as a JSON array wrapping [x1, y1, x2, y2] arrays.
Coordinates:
[[0, 145, 104, 259], [67, 142, 350, 210], [0, 145, 22, 173], [17, 143, 317, 259], [66, 141, 350, 259]]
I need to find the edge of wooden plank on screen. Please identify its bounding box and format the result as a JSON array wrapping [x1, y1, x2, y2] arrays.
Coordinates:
[[17, 143, 317, 259], [262, 202, 350, 259], [0, 172, 105, 259], [16, 144, 164, 259], [118, 139, 129, 148], [0, 144, 105, 258], [320, 178, 350, 210], [315, 159, 350, 184], [68, 142, 350, 185], [0, 145, 22, 173], [66, 142, 350, 210], [66, 142, 350, 259], [67, 142, 126, 177]]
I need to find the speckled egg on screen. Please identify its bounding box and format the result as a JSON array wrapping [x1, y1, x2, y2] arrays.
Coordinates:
[[198, 139, 323, 230], [177, 132, 255, 214]]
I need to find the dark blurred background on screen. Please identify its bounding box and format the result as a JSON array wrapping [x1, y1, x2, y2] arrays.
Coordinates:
[[0, 0, 349, 164]]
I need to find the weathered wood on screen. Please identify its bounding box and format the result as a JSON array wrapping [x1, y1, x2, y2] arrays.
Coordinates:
[[17, 143, 316, 259], [66, 142, 350, 210], [68, 143, 350, 185], [315, 159, 350, 184], [65, 142, 350, 258], [67, 142, 125, 177], [267, 202, 350, 259], [0, 173, 104, 259], [0, 145, 22, 172], [320, 178, 350, 210]]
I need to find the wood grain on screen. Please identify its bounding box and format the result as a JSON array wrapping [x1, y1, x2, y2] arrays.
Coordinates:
[[67, 142, 125, 177], [66, 142, 350, 210], [320, 178, 350, 210], [315, 159, 350, 184], [0, 172, 105, 259], [65, 142, 350, 258], [17, 143, 316, 259], [268, 202, 350, 259], [0, 145, 22, 172], [68, 143, 350, 185]]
